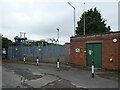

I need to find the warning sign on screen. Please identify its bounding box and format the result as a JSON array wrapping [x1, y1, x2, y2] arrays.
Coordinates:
[[89, 50, 93, 55]]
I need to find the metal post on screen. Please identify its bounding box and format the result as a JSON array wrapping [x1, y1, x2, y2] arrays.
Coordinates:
[[56, 28, 59, 45], [56, 28, 60, 58], [57, 58, 60, 71], [24, 55, 25, 63], [37, 56, 39, 66], [67, 2, 75, 36], [68, 2, 75, 36], [92, 60, 94, 78], [83, 2, 86, 35], [23, 33, 26, 38], [74, 8, 75, 36], [20, 32, 22, 38]]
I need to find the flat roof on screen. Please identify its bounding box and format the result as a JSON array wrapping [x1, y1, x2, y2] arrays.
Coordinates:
[[71, 31, 120, 39]]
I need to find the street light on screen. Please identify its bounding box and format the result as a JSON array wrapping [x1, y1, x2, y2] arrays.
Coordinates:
[[67, 2, 75, 36], [56, 28, 60, 70], [83, 2, 86, 35], [56, 28, 59, 45]]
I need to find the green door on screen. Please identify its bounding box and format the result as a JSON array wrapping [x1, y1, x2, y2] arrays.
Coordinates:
[[86, 43, 102, 68]]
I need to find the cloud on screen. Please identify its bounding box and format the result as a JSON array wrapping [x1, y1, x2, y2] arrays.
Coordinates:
[[0, 0, 119, 44]]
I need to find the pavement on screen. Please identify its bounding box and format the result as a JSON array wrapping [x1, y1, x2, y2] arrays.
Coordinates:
[[2, 61, 119, 89]]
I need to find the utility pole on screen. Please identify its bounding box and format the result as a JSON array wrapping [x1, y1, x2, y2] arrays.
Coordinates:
[[83, 1, 86, 35], [56, 28, 59, 45], [67, 2, 76, 36], [23, 33, 26, 38]]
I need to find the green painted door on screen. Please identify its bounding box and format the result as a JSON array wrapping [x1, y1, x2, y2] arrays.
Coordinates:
[[86, 43, 102, 68]]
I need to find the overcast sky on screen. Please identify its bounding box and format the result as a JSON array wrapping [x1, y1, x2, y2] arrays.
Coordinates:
[[0, 0, 119, 45]]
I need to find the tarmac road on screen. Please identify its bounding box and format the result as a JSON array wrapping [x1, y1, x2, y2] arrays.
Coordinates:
[[2, 62, 119, 89]]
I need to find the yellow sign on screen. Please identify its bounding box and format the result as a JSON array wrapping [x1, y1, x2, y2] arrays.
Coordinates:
[[16, 48, 18, 51], [38, 48, 41, 51], [89, 50, 93, 55]]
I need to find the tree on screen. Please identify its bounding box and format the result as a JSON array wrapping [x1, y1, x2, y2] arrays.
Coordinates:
[[34, 40, 49, 46], [30, 40, 50, 46], [76, 8, 111, 36], [2, 37, 12, 49]]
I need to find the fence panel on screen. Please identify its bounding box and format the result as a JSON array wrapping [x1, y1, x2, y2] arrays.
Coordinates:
[[7, 45, 68, 63]]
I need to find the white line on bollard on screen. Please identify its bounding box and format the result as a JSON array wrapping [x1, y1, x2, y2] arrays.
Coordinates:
[[57, 58, 60, 71], [92, 60, 94, 78]]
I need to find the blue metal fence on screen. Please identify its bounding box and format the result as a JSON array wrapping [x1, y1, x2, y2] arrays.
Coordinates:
[[7, 45, 66, 62]]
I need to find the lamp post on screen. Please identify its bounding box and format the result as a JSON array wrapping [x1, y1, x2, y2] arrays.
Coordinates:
[[67, 2, 75, 36], [56, 28, 60, 71], [83, 2, 86, 35], [56, 28, 59, 45]]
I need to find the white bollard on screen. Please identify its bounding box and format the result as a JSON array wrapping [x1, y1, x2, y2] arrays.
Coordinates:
[[92, 60, 94, 78], [24, 56, 25, 63], [37, 57, 39, 66], [57, 58, 60, 71]]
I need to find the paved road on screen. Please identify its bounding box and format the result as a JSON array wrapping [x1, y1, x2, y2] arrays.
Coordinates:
[[2, 62, 119, 89]]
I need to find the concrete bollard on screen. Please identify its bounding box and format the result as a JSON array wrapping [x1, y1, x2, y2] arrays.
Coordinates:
[[24, 56, 26, 63], [92, 60, 95, 78], [37, 57, 39, 66], [57, 58, 60, 71]]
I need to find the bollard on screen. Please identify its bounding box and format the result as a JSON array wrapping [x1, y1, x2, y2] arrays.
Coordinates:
[[92, 60, 94, 78], [24, 55, 25, 63], [57, 58, 60, 71], [37, 57, 39, 66]]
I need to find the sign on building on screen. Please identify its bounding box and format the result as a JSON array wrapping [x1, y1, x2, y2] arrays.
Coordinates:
[[75, 48, 80, 52]]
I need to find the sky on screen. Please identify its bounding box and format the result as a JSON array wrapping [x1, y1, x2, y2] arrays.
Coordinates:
[[0, 0, 119, 45]]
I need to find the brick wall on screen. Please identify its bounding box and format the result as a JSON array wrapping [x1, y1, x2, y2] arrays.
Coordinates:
[[70, 39, 86, 67], [70, 32, 120, 70], [102, 34, 119, 70], [118, 33, 120, 70]]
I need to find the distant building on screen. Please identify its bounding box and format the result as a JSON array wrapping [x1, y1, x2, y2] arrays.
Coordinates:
[[25, 40, 34, 46], [13, 36, 27, 45]]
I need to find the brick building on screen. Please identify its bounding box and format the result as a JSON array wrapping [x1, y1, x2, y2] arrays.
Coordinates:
[[70, 32, 120, 70]]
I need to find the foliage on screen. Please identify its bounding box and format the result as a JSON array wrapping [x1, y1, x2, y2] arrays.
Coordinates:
[[2, 37, 12, 49], [33, 40, 49, 46], [76, 8, 111, 36], [30, 40, 53, 46]]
